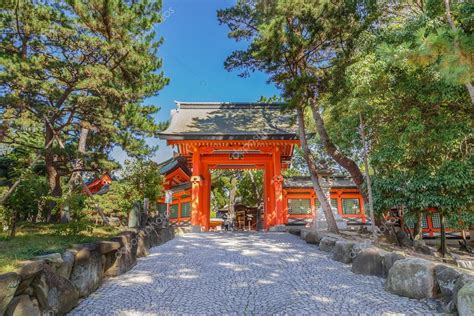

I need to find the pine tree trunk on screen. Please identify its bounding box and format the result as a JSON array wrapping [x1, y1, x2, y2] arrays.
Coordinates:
[[309, 101, 368, 204], [297, 107, 339, 233], [44, 122, 62, 222], [439, 212, 447, 257], [359, 113, 377, 236], [9, 210, 17, 239]]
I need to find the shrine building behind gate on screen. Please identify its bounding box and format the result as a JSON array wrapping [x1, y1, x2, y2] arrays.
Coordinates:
[[158, 102, 367, 231]]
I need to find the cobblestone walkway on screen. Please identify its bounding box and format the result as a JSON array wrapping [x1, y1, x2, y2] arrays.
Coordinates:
[[70, 233, 440, 315]]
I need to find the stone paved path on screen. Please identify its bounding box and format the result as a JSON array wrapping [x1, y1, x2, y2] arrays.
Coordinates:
[[70, 233, 440, 315]]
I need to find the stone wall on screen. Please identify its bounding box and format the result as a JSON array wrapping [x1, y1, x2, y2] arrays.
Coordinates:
[[298, 228, 474, 315], [0, 225, 188, 316]]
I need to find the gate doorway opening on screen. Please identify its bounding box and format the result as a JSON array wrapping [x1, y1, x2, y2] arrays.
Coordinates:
[[210, 169, 264, 231]]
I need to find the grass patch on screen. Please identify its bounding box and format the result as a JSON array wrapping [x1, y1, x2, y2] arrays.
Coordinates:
[[0, 222, 122, 274]]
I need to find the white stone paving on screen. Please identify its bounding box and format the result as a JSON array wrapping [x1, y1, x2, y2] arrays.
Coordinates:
[[70, 233, 442, 315]]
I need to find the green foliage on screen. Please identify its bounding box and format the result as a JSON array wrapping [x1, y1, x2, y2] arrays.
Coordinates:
[[0, 0, 168, 220], [210, 170, 263, 211], [89, 181, 131, 217], [322, 2, 473, 223], [93, 159, 163, 216]]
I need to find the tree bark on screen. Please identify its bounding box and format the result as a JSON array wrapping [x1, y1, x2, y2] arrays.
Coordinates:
[[359, 113, 377, 236], [309, 101, 368, 204], [44, 122, 62, 222], [297, 107, 339, 233], [413, 211, 423, 240], [439, 212, 447, 257], [68, 126, 109, 225]]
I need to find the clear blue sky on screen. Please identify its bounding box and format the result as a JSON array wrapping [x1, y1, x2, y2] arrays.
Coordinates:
[[112, 0, 279, 165]]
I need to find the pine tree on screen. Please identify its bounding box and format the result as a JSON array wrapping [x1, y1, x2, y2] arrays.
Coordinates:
[[218, 0, 378, 232], [0, 0, 168, 220]]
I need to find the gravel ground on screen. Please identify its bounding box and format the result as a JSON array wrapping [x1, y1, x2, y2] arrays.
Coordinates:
[[70, 232, 442, 315]]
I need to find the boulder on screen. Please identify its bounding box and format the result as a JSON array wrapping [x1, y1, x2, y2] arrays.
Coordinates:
[[144, 226, 160, 247], [352, 247, 387, 277], [332, 241, 356, 264], [300, 229, 310, 240], [413, 240, 435, 256], [15, 260, 44, 295], [0, 272, 21, 315], [382, 252, 405, 277], [137, 230, 151, 258], [453, 274, 474, 308], [5, 295, 40, 316], [69, 243, 103, 297], [319, 236, 338, 253], [106, 231, 137, 277], [57, 250, 75, 280], [305, 230, 326, 245], [457, 281, 474, 316], [385, 258, 440, 299], [33, 253, 63, 268], [31, 264, 79, 314], [96, 241, 121, 255], [16, 260, 44, 279], [287, 227, 301, 236], [435, 265, 461, 301]]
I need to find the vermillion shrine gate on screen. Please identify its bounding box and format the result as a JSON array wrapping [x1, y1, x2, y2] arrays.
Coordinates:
[[158, 102, 367, 232]]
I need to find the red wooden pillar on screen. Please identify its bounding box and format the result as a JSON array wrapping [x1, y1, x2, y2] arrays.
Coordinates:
[[200, 168, 211, 231], [273, 147, 284, 225], [264, 162, 276, 228], [191, 147, 202, 232]]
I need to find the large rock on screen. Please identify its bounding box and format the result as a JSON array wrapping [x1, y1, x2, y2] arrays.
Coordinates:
[[287, 227, 301, 236], [57, 250, 75, 280], [161, 228, 173, 242], [352, 247, 387, 277], [106, 231, 138, 277], [69, 243, 103, 297], [145, 226, 161, 247], [435, 265, 461, 301], [413, 240, 435, 256], [385, 258, 440, 299], [382, 252, 405, 277], [33, 253, 63, 268], [457, 281, 474, 316], [31, 264, 79, 314], [5, 295, 40, 316], [300, 229, 310, 240], [96, 241, 121, 255], [0, 272, 21, 315], [136, 230, 151, 258], [332, 241, 356, 264], [319, 236, 338, 253], [305, 230, 326, 245], [453, 274, 474, 308], [15, 260, 44, 295]]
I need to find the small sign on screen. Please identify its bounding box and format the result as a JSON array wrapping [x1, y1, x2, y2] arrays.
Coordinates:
[[165, 190, 173, 204]]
